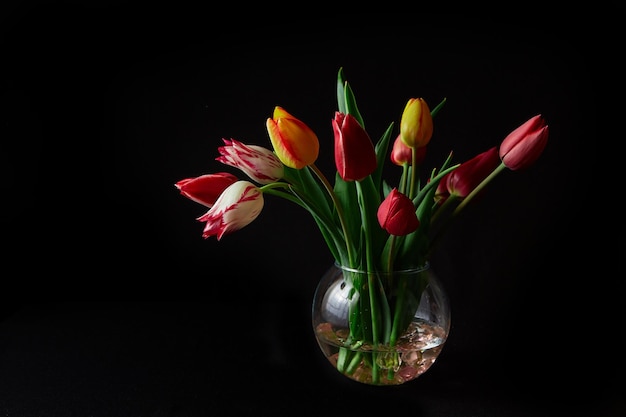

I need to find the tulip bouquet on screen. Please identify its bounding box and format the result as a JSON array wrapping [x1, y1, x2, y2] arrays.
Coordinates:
[[175, 68, 549, 383]]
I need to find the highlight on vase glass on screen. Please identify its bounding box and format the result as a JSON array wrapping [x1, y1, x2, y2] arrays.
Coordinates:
[[174, 68, 549, 385]]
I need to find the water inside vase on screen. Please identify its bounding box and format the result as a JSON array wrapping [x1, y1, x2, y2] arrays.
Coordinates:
[[314, 318, 448, 385]]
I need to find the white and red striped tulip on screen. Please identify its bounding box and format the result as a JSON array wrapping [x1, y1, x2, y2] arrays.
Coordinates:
[[197, 180, 264, 240], [216, 138, 284, 184]]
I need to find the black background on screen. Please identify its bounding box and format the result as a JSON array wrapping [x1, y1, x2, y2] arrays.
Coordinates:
[[1, 3, 623, 416]]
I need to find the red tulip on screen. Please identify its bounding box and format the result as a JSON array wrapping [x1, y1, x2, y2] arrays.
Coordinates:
[[266, 106, 319, 169], [333, 112, 377, 181], [444, 146, 500, 199], [216, 138, 284, 184], [390, 133, 427, 166], [377, 188, 419, 236], [499, 114, 549, 171], [197, 180, 264, 240], [175, 172, 239, 208]]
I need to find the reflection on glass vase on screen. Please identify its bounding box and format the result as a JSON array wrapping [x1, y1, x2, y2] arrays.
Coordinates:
[[312, 263, 451, 386]]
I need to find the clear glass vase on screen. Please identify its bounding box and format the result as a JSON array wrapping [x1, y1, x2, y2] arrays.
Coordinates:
[[312, 263, 451, 386]]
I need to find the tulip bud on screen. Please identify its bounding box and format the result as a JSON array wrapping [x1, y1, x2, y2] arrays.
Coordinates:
[[391, 133, 427, 166], [377, 188, 419, 236], [499, 114, 549, 171], [332, 112, 377, 181], [400, 98, 433, 149], [266, 106, 320, 169], [197, 180, 264, 240], [216, 138, 284, 184], [175, 172, 239, 208]]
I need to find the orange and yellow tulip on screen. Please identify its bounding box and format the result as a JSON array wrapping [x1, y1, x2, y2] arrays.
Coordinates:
[[266, 106, 319, 169]]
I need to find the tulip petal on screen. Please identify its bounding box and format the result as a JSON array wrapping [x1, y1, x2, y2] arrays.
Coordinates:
[[197, 180, 264, 240], [175, 172, 239, 208]]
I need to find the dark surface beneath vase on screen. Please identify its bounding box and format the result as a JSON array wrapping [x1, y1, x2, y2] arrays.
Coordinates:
[[0, 296, 624, 417], [1, 3, 623, 417]]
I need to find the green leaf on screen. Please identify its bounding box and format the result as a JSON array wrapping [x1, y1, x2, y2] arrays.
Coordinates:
[[372, 122, 395, 191], [396, 161, 460, 268], [333, 174, 361, 264], [356, 176, 386, 270], [430, 97, 447, 118], [337, 67, 347, 114], [283, 165, 333, 218], [344, 82, 365, 128], [263, 186, 346, 263], [381, 179, 393, 199], [411, 163, 459, 209], [399, 184, 437, 266]]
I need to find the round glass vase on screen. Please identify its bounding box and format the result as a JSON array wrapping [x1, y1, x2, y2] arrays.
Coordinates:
[[312, 263, 451, 386]]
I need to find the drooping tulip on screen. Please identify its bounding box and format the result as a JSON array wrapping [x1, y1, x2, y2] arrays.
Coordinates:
[[377, 188, 419, 236], [499, 114, 549, 171], [216, 138, 284, 184], [175, 172, 239, 208], [197, 180, 264, 240], [332, 112, 377, 181], [400, 98, 433, 149], [390, 133, 427, 166], [443, 146, 500, 200], [266, 106, 319, 169]]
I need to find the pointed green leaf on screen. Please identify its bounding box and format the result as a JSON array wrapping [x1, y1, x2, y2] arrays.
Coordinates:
[[372, 122, 395, 190], [344, 82, 365, 128], [356, 176, 386, 270], [430, 97, 447, 118], [337, 67, 347, 114], [333, 174, 361, 263]]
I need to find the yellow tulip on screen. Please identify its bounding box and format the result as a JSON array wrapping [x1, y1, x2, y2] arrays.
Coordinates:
[[400, 98, 433, 148]]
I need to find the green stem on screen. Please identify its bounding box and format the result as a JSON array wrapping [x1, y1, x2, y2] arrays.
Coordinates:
[[258, 181, 292, 193], [336, 347, 349, 372], [345, 351, 363, 375], [399, 163, 409, 195], [389, 275, 407, 346], [453, 162, 507, 216], [261, 184, 345, 261], [309, 163, 355, 266], [355, 180, 383, 384], [430, 193, 459, 225], [427, 163, 507, 259], [384, 235, 397, 273], [408, 147, 419, 199]]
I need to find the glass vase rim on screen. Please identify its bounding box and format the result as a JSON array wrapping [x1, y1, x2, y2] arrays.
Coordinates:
[[332, 261, 430, 275]]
